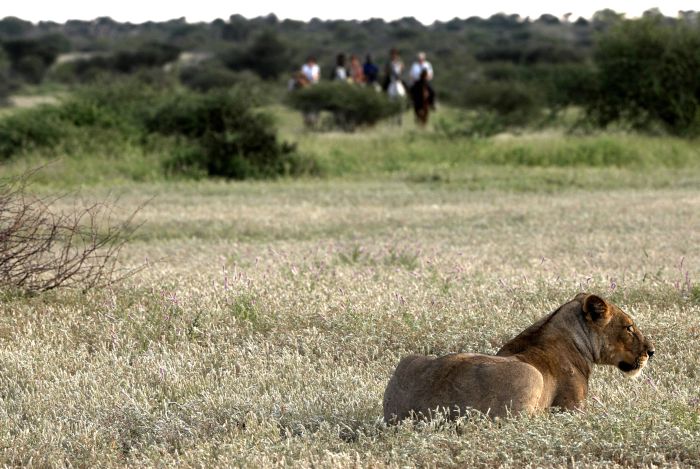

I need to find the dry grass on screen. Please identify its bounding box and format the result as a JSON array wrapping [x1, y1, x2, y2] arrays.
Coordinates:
[[1, 181, 699, 467]]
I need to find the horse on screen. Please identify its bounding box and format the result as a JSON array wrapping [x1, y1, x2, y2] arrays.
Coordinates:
[[410, 70, 435, 126]]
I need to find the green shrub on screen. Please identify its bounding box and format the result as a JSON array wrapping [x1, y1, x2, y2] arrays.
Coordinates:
[[519, 64, 597, 111], [148, 89, 313, 179], [434, 110, 506, 138], [456, 81, 544, 127], [286, 82, 402, 131], [180, 64, 258, 91], [48, 43, 180, 84], [0, 106, 67, 159], [589, 17, 700, 135], [1, 34, 69, 84], [64, 77, 167, 129], [0, 78, 315, 180]]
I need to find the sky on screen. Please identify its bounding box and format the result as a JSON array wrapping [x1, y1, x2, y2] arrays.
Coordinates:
[[3, 0, 698, 24]]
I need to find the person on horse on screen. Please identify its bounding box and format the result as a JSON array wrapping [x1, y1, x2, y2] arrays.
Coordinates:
[[383, 48, 407, 124], [409, 51, 433, 86], [300, 56, 320, 84], [363, 54, 380, 89], [331, 53, 348, 81], [349, 54, 365, 84], [410, 69, 435, 126]]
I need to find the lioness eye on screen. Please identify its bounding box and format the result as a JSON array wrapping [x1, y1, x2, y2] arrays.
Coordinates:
[[626, 325, 634, 333]]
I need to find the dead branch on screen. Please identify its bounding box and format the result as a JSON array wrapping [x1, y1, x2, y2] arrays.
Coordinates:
[[0, 170, 142, 293]]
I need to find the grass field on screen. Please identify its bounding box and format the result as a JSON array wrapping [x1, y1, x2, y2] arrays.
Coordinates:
[[1, 107, 700, 467]]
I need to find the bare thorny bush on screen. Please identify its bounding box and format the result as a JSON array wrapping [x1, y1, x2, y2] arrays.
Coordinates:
[[0, 171, 140, 293]]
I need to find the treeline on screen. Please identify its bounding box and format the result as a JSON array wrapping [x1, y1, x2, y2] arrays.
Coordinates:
[[0, 10, 667, 90], [1, 10, 700, 136]]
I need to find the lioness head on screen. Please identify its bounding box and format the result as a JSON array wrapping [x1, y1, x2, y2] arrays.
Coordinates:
[[580, 294, 655, 378]]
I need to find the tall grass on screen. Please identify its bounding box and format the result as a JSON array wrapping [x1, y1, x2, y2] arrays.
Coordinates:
[[0, 182, 698, 467]]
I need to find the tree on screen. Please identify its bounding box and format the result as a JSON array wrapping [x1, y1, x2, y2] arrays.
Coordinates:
[[589, 17, 700, 135], [0, 16, 32, 38], [2, 34, 70, 83], [225, 30, 291, 80]]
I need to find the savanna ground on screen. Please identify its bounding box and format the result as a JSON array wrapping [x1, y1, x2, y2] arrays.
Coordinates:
[[1, 106, 700, 467]]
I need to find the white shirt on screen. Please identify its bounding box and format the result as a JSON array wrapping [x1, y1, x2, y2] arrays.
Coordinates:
[[301, 63, 320, 84], [409, 60, 433, 83]]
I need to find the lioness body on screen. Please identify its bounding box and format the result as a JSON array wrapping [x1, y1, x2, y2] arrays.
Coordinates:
[[383, 354, 544, 420], [383, 293, 654, 422]]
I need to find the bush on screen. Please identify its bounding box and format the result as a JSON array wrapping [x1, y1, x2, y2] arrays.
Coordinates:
[[286, 82, 402, 131], [0, 107, 67, 159], [0, 78, 167, 157], [0, 78, 314, 180], [1, 34, 69, 83], [456, 81, 544, 126], [434, 110, 507, 138], [112, 42, 180, 74], [588, 17, 700, 135], [147, 89, 313, 179], [530, 64, 597, 110], [179, 65, 259, 92], [48, 42, 180, 83], [481, 63, 597, 111]]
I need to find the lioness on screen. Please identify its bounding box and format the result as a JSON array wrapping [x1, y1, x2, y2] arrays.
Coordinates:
[[383, 293, 654, 422]]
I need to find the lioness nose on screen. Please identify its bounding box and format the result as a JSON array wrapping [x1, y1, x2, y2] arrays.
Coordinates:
[[647, 349, 655, 359]]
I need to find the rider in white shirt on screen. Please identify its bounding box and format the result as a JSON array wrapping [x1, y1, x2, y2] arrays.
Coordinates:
[[409, 52, 433, 85], [301, 56, 320, 84]]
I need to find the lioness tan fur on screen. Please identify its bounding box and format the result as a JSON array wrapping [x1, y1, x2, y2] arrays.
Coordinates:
[[383, 293, 655, 422]]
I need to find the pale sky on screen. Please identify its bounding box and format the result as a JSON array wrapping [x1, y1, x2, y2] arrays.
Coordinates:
[[3, 0, 697, 24]]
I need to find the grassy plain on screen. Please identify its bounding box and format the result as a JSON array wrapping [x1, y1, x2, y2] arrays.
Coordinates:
[[1, 108, 700, 467]]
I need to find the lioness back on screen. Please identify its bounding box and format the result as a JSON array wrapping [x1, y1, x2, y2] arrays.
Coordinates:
[[383, 352, 543, 422]]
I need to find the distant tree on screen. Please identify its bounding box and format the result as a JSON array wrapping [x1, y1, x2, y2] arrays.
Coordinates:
[[592, 9, 624, 31], [223, 15, 252, 41], [642, 8, 664, 19], [2, 34, 70, 83], [677, 11, 698, 24], [224, 30, 291, 80], [112, 42, 180, 73], [486, 14, 522, 28], [536, 14, 560, 25], [0, 16, 33, 38]]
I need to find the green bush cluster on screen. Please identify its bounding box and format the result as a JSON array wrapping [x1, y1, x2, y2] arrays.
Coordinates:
[[0, 79, 314, 179], [0, 107, 65, 158], [50, 42, 181, 84], [0, 79, 161, 159], [286, 82, 402, 131], [1, 34, 69, 84], [589, 17, 700, 135], [148, 90, 312, 179], [179, 65, 258, 92]]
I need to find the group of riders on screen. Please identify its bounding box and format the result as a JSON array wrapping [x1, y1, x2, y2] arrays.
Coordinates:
[[291, 48, 436, 125]]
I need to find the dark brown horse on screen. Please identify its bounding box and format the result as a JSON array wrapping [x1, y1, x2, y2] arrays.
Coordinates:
[[410, 69, 435, 126]]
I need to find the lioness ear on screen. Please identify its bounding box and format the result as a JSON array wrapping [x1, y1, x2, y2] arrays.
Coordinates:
[[573, 292, 588, 302], [582, 294, 611, 323]]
